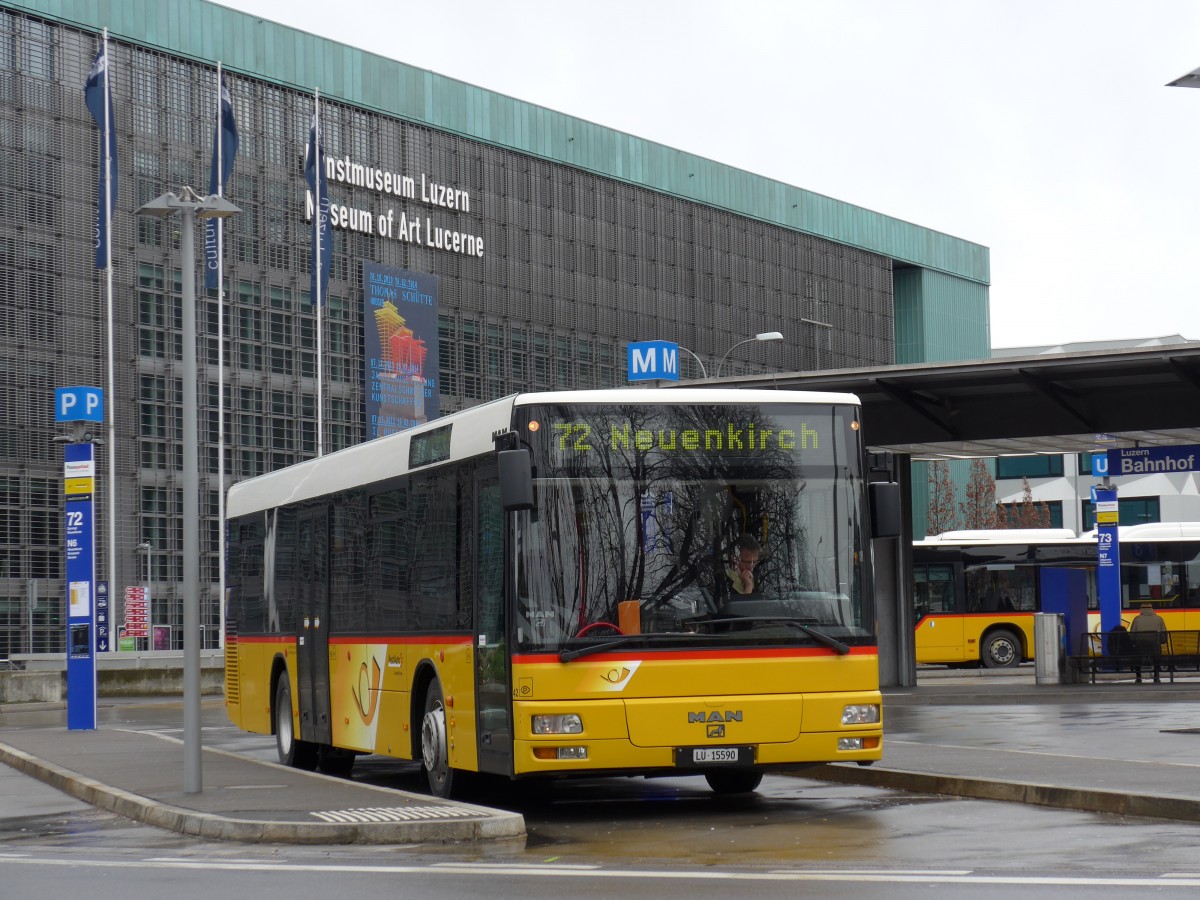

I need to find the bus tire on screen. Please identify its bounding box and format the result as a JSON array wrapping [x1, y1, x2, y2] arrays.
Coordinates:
[[317, 746, 357, 777], [704, 770, 763, 794], [421, 679, 458, 798], [982, 629, 1022, 669], [274, 677, 318, 770]]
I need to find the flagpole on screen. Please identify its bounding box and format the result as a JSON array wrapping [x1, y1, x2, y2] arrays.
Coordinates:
[[314, 88, 324, 458], [215, 62, 226, 650], [102, 28, 116, 651]]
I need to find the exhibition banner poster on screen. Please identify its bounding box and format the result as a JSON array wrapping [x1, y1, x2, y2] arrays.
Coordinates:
[[362, 262, 439, 438]]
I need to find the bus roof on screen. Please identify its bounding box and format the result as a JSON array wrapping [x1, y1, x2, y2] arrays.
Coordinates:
[[226, 387, 863, 519], [921, 528, 1079, 544], [515, 387, 863, 407], [918, 522, 1200, 546], [1079, 522, 1200, 541]]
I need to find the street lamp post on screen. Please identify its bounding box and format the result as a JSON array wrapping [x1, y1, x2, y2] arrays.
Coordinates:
[[137, 187, 239, 794], [676, 344, 709, 379], [715, 331, 784, 379]]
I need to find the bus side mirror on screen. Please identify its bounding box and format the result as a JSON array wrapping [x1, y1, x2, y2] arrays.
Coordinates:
[[498, 449, 535, 511], [869, 481, 901, 538]]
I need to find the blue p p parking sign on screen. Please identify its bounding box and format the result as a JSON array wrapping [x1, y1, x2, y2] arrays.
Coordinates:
[[55, 386, 104, 423]]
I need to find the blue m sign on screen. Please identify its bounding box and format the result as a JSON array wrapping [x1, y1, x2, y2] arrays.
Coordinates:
[[627, 341, 679, 382]]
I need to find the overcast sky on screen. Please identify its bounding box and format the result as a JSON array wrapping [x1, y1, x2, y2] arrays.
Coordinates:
[[223, 0, 1200, 350]]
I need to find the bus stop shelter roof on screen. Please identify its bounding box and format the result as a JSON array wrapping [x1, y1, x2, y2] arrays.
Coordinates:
[[709, 342, 1200, 460]]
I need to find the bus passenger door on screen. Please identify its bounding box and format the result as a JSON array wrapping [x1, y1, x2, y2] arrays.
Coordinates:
[[296, 506, 332, 745], [474, 470, 513, 775], [914, 563, 966, 662]]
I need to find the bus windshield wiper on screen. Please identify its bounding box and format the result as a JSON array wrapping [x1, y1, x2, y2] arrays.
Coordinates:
[[719, 617, 852, 655], [787, 621, 851, 654], [557, 621, 851, 661], [558, 633, 672, 662]]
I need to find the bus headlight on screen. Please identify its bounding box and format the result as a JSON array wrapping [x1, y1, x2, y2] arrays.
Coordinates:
[[532, 713, 584, 735], [533, 745, 588, 760], [838, 737, 864, 751], [841, 704, 880, 725]]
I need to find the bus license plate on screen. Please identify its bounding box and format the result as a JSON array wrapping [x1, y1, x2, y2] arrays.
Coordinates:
[[675, 746, 753, 767], [695, 747, 739, 763]]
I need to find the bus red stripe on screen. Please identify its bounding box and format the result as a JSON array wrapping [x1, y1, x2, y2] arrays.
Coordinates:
[[233, 634, 473, 645], [512, 645, 877, 664]]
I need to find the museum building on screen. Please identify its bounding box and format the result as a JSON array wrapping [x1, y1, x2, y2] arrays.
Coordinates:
[[0, 0, 990, 656]]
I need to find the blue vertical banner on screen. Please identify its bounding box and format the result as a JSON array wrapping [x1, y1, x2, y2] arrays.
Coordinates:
[[204, 72, 239, 292], [84, 43, 118, 270], [641, 492, 673, 553], [362, 262, 439, 437], [305, 105, 332, 305], [64, 442, 97, 730], [1094, 487, 1121, 633]]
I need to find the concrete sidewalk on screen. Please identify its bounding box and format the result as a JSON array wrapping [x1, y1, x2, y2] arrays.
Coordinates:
[[5, 668, 1200, 844], [0, 725, 525, 844], [806, 667, 1200, 822]]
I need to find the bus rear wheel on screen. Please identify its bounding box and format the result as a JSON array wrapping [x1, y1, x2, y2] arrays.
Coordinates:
[[704, 770, 764, 794], [274, 677, 317, 770], [421, 680, 458, 798], [982, 629, 1022, 669]]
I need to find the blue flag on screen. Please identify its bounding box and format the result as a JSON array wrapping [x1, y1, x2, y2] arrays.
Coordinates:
[[205, 74, 239, 292], [304, 110, 332, 305], [84, 45, 118, 270]]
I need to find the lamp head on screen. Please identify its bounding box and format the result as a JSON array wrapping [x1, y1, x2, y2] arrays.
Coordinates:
[[1168, 66, 1200, 89], [136, 191, 182, 218], [136, 189, 241, 219]]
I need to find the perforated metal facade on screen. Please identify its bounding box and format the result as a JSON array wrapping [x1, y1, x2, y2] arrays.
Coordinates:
[[0, 1, 988, 658]]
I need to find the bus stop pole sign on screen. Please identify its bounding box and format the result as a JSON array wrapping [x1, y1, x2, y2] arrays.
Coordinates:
[[64, 441, 97, 730], [1094, 487, 1121, 634]]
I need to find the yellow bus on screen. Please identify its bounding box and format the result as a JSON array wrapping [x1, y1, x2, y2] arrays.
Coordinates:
[[224, 388, 899, 797], [913, 524, 1200, 667]]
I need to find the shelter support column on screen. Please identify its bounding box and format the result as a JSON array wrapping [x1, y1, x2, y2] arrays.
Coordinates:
[[875, 453, 916, 688]]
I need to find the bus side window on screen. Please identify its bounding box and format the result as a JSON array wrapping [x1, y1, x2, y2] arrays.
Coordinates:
[[914, 565, 955, 620]]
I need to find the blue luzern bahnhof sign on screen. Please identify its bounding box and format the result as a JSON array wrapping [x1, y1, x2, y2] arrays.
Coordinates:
[[1107, 445, 1200, 475]]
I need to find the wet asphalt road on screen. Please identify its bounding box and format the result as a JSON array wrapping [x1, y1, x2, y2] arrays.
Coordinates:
[[5, 675, 1200, 895]]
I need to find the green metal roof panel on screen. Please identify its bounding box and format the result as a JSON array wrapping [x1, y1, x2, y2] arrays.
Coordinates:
[[15, 0, 988, 284], [895, 269, 990, 364]]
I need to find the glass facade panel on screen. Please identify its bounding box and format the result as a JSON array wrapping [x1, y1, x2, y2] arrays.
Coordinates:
[[995, 455, 1065, 480]]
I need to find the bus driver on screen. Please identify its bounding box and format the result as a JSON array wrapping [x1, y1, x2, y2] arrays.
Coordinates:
[[727, 533, 763, 595]]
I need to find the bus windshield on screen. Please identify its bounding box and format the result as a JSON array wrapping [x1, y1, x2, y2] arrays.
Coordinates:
[[510, 401, 871, 653]]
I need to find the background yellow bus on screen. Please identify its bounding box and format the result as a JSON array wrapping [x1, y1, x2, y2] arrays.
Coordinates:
[[913, 524, 1200, 667], [224, 388, 900, 797]]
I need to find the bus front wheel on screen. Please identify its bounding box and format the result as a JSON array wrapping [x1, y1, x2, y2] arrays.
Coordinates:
[[982, 629, 1022, 669], [421, 680, 458, 798], [704, 770, 764, 794], [274, 677, 317, 770]]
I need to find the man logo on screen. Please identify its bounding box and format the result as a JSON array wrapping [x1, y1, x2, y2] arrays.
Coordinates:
[[688, 710, 743, 724], [707, 724, 726, 738]]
